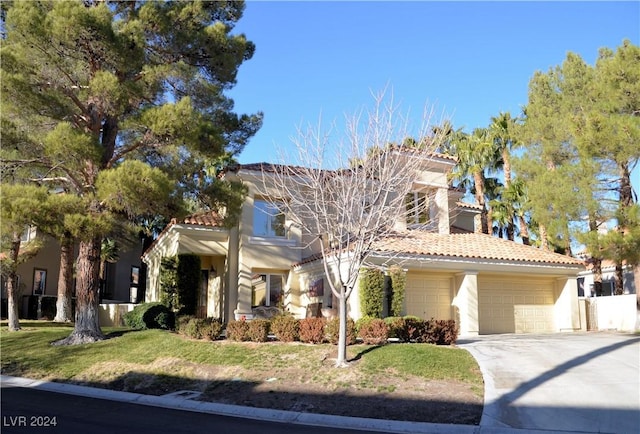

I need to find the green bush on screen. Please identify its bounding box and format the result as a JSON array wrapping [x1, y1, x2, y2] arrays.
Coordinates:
[[270, 313, 299, 342], [180, 317, 223, 340], [175, 315, 196, 335], [246, 319, 270, 342], [159, 256, 179, 310], [359, 268, 385, 318], [159, 254, 201, 316], [299, 317, 326, 344], [176, 254, 200, 316], [383, 316, 405, 339], [355, 315, 375, 333], [124, 302, 175, 330], [326, 317, 356, 345], [225, 319, 249, 341], [358, 318, 389, 345], [388, 265, 406, 317]]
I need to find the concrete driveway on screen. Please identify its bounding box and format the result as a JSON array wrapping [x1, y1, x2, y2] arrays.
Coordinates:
[[459, 332, 640, 434]]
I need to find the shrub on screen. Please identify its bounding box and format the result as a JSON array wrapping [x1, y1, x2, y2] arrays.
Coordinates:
[[270, 313, 299, 342], [388, 265, 406, 317], [225, 319, 249, 341], [420, 319, 458, 345], [159, 256, 179, 310], [359, 268, 385, 318], [384, 316, 405, 339], [358, 318, 389, 345], [402, 316, 424, 342], [299, 317, 326, 344], [176, 254, 201, 316], [124, 302, 175, 330], [204, 318, 224, 341], [175, 315, 196, 335], [326, 317, 356, 345], [179, 317, 223, 340], [246, 319, 270, 342], [355, 315, 375, 334], [159, 254, 201, 316]]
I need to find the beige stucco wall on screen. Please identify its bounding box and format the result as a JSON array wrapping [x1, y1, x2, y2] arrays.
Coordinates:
[[554, 276, 581, 332]]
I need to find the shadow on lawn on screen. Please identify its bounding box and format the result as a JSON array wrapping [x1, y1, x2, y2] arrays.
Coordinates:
[[78, 371, 482, 425]]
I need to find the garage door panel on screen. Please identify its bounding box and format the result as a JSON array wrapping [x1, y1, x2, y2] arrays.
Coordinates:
[[479, 277, 555, 334], [405, 274, 453, 320]]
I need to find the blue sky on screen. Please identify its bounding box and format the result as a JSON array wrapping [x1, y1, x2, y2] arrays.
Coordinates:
[[228, 1, 639, 189]]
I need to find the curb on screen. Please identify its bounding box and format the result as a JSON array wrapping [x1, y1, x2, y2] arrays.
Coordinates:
[[1, 375, 479, 434]]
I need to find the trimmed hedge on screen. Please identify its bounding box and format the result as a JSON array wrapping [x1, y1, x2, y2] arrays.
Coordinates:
[[177, 316, 223, 340], [326, 317, 356, 345], [299, 317, 326, 343], [358, 317, 389, 345], [359, 268, 385, 318], [124, 302, 175, 330], [270, 314, 299, 342], [226, 319, 249, 341], [247, 319, 270, 342]]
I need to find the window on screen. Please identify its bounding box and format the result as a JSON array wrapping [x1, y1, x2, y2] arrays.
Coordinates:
[[252, 274, 284, 307], [20, 226, 35, 243], [253, 199, 286, 238], [33, 268, 46, 295], [405, 192, 430, 225]]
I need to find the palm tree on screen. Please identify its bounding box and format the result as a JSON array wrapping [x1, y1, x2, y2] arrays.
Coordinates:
[[449, 128, 497, 234], [489, 112, 522, 241]]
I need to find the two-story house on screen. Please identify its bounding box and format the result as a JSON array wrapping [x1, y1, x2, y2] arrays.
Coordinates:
[[142, 153, 585, 336]]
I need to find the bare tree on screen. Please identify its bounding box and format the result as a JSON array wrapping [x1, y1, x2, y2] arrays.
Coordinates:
[[260, 91, 447, 366]]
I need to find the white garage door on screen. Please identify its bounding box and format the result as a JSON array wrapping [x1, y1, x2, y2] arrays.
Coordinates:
[[405, 273, 453, 320], [479, 277, 555, 334]]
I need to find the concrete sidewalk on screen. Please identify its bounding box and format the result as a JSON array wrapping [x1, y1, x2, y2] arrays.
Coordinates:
[[459, 332, 640, 434], [1, 375, 579, 434]]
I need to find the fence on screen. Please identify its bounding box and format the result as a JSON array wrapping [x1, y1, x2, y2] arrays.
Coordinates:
[[583, 294, 639, 332]]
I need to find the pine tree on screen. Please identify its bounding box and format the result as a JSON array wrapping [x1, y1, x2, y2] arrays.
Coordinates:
[[1, 1, 261, 343]]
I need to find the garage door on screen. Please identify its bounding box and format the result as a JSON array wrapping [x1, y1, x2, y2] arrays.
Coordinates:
[[405, 273, 453, 320], [479, 277, 555, 334]]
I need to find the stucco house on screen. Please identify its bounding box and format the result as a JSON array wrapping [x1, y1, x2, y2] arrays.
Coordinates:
[[142, 153, 585, 336], [1, 227, 144, 319]]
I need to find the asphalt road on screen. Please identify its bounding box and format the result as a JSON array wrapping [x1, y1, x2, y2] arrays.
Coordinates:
[[1, 386, 382, 434]]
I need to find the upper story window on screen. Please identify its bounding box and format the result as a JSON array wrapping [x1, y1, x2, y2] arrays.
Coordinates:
[[253, 199, 286, 238], [405, 192, 430, 225], [20, 226, 36, 243]]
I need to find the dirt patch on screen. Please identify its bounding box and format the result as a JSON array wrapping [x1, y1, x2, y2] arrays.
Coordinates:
[[71, 352, 482, 425]]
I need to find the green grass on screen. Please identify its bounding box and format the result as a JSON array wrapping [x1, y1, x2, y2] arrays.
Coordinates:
[[1, 320, 483, 396]]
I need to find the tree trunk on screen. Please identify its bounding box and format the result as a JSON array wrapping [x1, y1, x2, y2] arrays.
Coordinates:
[[614, 263, 624, 295], [591, 257, 603, 296], [53, 237, 104, 345], [503, 150, 515, 241], [54, 235, 74, 323], [539, 224, 550, 251], [336, 289, 348, 367], [519, 215, 530, 245], [473, 171, 489, 234], [6, 232, 22, 332]]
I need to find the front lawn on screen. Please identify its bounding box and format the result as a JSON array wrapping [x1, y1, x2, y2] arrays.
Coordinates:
[[0, 320, 484, 424]]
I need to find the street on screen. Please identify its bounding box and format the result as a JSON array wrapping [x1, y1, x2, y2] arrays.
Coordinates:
[[1, 386, 381, 434]]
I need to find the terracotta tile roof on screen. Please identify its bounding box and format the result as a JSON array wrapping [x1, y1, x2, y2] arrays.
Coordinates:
[[142, 211, 226, 260], [455, 201, 483, 211], [295, 231, 584, 267], [177, 211, 225, 227], [374, 232, 585, 266]]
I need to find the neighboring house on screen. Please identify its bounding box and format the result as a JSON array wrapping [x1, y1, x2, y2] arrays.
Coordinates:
[[143, 153, 585, 336], [577, 258, 637, 297], [1, 226, 145, 318]]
